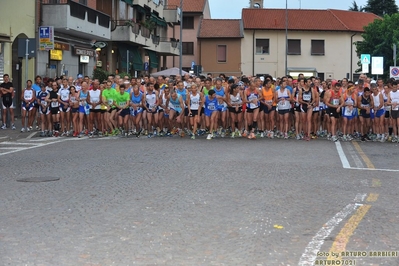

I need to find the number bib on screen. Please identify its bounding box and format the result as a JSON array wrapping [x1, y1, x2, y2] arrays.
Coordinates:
[[208, 103, 215, 111], [51, 101, 59, 108], [332, 99, 339, 105]]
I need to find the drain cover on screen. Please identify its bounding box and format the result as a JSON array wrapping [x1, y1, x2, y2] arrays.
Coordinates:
[[17, 176, 60, 182]]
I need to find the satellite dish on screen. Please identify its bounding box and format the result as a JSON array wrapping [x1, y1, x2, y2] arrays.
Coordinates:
[[94, 42, 107, 48], [253, 3, 261, 8]]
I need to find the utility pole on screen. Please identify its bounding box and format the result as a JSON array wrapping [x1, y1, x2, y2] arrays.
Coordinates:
[[179, 0, 183, 76], [285, 0, 288, 75]]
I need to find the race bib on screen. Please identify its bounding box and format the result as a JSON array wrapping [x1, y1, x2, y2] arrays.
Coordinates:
[[332, 99, 339, 105], [303, 94, 311, 101], [51, 101, 59, 108], [344, 106, 354, 116], [119, 102, 126, 108], [208, 104, 215, 110], [149, 104, 156, 109], [108, 99, 113, 105], [61, 95, 69, 101], [41, 100, 47, 107], [266, 100, 273, 104]]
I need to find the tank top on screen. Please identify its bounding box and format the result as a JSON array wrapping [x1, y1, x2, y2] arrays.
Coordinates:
[[89, 89, 101, 109], [330, 90, 341, 106], [205, 95, 218, 111], [131, 91, 142, 105], [246, 89, 259, 109], [145, 91, 156, 109], [23, 89, 34, 101], [190, 93, 200, 110], [390, 90, 399, 111], [344, 92, 356, 106], [230, 92, 242, 106], [302, 88, 312, 103], [79, 90, 88, 106], [277, 89, 290, 110], [360, 95, 370, 109], [49, 90, 59, 108], [59, 87, 70, 102], [176, 88, 187, 103], [169, 94, 182, 112], [37, 90, 49, 107], [262, 87, 274, 105], [372, 92, 383, 110], [215, 87, 226, 107]]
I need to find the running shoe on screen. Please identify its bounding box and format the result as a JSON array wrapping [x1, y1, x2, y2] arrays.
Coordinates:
[[29, 126, 33, 131], [20, 128, 25, 132], [191, 135, 195, 140], [260, 132, 264, 138], [40, 131, 45, 137], [1, 124, 6, 129], [206, 133, 212, 140], [242, 130, 248, 137], [27, 127, 31, 132], [331, 135, 338, 142], [296, 134, 301, 140], [231, 132, 235, 138], [12, 124, 16, 130], [269, 131, 274, 139], [342, 135, 347, 141], [98, 131, 103, 137], [284, 133, 288, 139]]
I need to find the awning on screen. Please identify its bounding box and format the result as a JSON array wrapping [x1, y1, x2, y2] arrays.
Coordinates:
[[150, 13, 167, 27], [118, 44, 143, 71], [146, 49, 158, 69], [133, 5, 147, 14], [122, 0, 133, 5]]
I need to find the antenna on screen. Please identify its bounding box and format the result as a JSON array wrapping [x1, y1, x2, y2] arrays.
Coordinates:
[[299, 0, 301, 9]]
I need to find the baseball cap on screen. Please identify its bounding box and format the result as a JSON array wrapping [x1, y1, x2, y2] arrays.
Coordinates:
[[77, 74, 83, 79]]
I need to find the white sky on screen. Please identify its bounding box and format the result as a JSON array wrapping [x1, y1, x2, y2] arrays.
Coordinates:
[[209, 0, 399, 19]]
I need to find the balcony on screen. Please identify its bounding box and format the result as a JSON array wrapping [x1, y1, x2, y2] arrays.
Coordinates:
[[111, 20, 151, 47], [164, 5, 180, 24], [133, 0, 164, 12], [42, 0, 110, 40]]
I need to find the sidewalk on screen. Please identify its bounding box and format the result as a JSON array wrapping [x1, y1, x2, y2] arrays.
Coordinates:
[[0, 119, 38, 142]]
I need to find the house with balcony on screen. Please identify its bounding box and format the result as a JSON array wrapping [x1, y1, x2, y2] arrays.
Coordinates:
[[241, 8, 380, 80], [166, 0, 211, 72], [39, 0, 111, 78], [198, 19, 243, 77], [105, 0, 180, 75]]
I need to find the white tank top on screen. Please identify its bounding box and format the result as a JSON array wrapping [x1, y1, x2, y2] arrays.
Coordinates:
[[390, 90, 399, 111], [230, 92, 242, 106], [372, 92, 383, 110], [24, 89, 33, 101], [59, 88, 70, 102], [277, 89, 290, 110], [89, 89, 101, 109], [190, 93, 200, 110]]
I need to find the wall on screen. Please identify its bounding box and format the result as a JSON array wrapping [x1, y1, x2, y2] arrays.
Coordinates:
[[199, 39, 241, 76], [241, 30, 364, 80]]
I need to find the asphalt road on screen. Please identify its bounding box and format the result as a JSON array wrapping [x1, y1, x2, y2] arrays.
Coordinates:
[[0, 136, 398, 266]]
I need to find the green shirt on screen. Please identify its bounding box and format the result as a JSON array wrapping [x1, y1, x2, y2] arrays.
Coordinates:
[[102, 88, 117, 107], [115, 92, 130, 109]]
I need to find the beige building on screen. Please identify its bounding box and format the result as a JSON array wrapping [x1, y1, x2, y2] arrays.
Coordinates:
[[167, 0, 211, 72], [198, 19, 243, 77], [0, 0, 36, 112], [241, 8, 380, 80]]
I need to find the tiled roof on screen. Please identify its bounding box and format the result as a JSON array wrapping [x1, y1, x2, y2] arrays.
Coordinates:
[[198, 19, 243, 38], [242, 9, 380, 32], [167, 0, 206, 13]]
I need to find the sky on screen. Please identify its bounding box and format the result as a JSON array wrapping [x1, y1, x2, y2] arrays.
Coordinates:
[[209, 0, 399, 19]]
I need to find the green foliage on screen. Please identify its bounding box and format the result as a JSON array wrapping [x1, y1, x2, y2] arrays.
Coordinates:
[[348, 1, 364, 12], [92, 68, 110, 83], [363, 0, 398, 16], [356, 13, 399, 78], [117, 72, 131, 79]]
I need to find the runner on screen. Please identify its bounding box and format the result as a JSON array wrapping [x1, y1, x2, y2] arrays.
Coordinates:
[[341, 84, 357, 141], [371, 83, 385, 142], [58, 78, 71, 136], [130, 84, 144, 137], [167, 89, 185, 136], [102, 81, 117, 136], [69, 86, 80, 137], [244, 80, 260, 139], [298, 78, 316, 141], [77, 82, 91, 138], [114, 84, 130, 136], [46, 81, 61, 137], [274, 79, 292, 139], [214, 78, 228, 137], [88, 79, 102, 137], [387, 81, 399, 142], [227, 83, 244, 138], [260, 79, 276, 138], [204, 89, 219, 140], [0, 74, 16, 129], [37, 84, 51, 137], [20, 80, 36, 132], [187, 83, 204, 139], [358, 87, 373, 141], [324, 81, 343, 142], [144, 83, 159, 137]]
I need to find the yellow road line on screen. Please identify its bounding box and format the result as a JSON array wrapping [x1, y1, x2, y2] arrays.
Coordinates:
[[366, 193, 379, 202], [327, 204, 371, 260], [352, 142, 375, 169]]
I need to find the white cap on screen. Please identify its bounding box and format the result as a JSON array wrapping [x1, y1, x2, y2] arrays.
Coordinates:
[[260, 76, 265, 81], [370, 80, 376, 84]]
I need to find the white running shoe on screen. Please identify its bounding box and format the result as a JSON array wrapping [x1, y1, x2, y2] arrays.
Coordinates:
[[206, 133, 212, 140], [20, 128, 25, 132]]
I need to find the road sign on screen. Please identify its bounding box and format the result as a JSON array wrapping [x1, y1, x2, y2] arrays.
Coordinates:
[[390, 66, 399, 79], [371, 56, 384, 75], [144, 62, 149, 71], [361, 54, 370, 64], [191, 61, 195, 70], [362, 63, 369, 74], [39, 26, 54, 50]]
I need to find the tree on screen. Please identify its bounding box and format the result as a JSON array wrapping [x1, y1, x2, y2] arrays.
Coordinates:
[[355, 13, 399, 78], [363, 0, 398, 16], [348, 1, 364, 12]]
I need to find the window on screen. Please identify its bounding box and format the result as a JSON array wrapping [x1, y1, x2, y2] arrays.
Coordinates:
[[318, 73, 325, 81], [256, 39, 269, 54], [182, 16, 194, 29], [288, 39, 301, 55], [311, 40, 325, 55], [119, 0, 127, 19], [182, 42, 194, 55], [217, 45, 227, 63]]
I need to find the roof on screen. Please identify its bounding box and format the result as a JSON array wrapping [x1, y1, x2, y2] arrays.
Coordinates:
[[198, 19, 243, 38], [242, 9, 380, 32], [167, 0, 206, 13]]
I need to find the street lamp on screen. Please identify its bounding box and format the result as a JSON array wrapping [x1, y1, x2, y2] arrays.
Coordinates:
[[179, 0, 183, 76], [285, 0, 288, 76]]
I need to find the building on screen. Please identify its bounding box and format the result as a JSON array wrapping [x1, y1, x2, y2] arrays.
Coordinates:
[[0, 0, 36, 113], [108, 0, 181, 75], [198, 19, 243, 77], [167, 0, 211, 72], [39, 0, 111, 79], [241, 8, 380, 80]]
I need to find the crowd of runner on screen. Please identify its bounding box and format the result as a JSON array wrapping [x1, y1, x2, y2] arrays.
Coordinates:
[[1, 72, 399, 142]]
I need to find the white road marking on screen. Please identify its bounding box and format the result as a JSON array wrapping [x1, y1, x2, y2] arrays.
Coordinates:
[[0, 141, 37, 145], [26, 132, 37, 139], [298, 203, 358, 266], [348, 167, 399, 172], [335, 141, 350, 169], [353, 193, 367, 202], [0, 138, 69, 156]]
